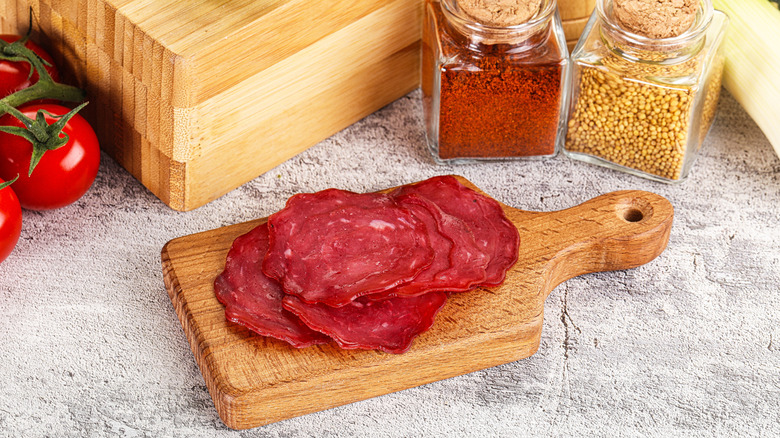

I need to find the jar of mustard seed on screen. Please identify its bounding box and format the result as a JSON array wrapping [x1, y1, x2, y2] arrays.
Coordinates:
[[563, 0, 728, 183], [421, 0, 570, 162]]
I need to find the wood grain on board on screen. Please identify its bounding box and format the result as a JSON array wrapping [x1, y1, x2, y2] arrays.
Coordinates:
[[162, 176, 674, 429]]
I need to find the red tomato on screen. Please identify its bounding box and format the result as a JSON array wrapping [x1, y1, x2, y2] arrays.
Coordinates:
[[0, 104, 100, 210], [0, 180, 22, 263], [0, 35, 60, 99]]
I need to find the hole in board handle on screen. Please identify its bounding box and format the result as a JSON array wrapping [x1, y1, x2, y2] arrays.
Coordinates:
[[616, 197, 653, 224], [623, 208, 644, 222]]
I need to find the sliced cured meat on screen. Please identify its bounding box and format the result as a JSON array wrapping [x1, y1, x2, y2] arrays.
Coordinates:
[[392, 175, 520, 286], [214, 175, 519, 355], [263, 189, 435, 307], [282, 292, 448, 354], [214, 223, 331, 348], [370, 194, 489, 298]]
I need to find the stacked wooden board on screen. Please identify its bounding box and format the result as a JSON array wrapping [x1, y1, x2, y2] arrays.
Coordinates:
[[0, 0, 422, 210]]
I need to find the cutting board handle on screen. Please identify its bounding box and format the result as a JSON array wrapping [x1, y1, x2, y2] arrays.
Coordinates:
[[509, 190, 674, 297]]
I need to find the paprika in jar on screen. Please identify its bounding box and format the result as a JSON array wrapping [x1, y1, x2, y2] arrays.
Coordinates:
[[422, 0, 570, 162], [563, 0, 728, 183]]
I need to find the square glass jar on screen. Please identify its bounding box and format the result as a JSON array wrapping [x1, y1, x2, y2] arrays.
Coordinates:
[[563, 0, 729, 183], [421, 0, 570, 163]]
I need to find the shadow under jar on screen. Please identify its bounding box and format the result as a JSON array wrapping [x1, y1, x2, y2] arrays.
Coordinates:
[[421, 0, 570, 162], [563, 0, 729, 183]]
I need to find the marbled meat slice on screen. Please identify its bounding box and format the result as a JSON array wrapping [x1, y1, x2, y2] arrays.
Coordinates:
[[392, 175, 520, 286], [263, 189, 435, 307], [214, 223, 331, 348], [370, 193, 489, 298], [282, 292, 448, 354]]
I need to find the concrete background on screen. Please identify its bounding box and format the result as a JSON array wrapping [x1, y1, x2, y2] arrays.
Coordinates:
[[1, 90, 778, 437]]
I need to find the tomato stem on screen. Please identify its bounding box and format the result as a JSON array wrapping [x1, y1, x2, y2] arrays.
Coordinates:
[[0, 102, 89, 176], [0, 38, 86, 117], [0, 175, 19, 190]]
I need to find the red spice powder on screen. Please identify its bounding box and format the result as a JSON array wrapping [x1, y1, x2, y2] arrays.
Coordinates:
[[426, 4, 565, 159]]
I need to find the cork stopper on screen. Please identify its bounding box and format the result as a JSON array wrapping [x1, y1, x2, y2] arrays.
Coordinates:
[[458, 0, 543, 27], [613, 0, 698, 39]]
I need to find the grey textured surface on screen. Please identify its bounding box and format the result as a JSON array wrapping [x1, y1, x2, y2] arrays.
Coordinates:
[[1, 90, 778, 437]]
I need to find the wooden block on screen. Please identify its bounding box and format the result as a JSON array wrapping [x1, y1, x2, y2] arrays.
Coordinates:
[[562, 15, 591, 42], [161, 176, 674, 429], [568, 39, 578, 53], [557, 0, 596, 21], [1, 0, 424, 211]]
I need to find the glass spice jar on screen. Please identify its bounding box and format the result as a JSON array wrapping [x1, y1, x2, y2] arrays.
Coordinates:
[[421, 0, 570, 162], [563, 0, 729, 183]]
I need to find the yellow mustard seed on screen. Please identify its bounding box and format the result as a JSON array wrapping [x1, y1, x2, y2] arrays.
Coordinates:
[[565, 46, 723, 181]]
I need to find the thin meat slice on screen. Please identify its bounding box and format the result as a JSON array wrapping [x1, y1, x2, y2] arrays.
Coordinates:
[[214, 223, 331, 348], [263, 189, 435, 307], [282, 292, 448, 354], [392, 175, 520, 286], [369, 193, 489, 299]]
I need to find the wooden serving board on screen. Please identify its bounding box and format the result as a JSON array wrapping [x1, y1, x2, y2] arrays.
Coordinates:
[[161, 176, 673, 430]]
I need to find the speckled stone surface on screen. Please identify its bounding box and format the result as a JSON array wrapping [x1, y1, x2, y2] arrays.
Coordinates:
[[1, 90, 778, 437]]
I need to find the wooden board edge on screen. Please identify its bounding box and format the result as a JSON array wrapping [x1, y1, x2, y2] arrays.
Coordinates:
[[161, 239, 243, 428], [219, 319, 544, 430]]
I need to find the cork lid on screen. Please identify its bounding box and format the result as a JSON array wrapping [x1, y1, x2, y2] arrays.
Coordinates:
[[458, 0, 543, 27], [612, 0, 698, 39]]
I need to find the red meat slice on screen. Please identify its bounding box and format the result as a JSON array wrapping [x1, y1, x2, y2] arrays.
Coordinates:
[[263, 189, 435, 307], [392, 175, 520, 286], [214, 223, 331, 348], [282, 292, 448, 354], [369, 194, 489, 298]]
